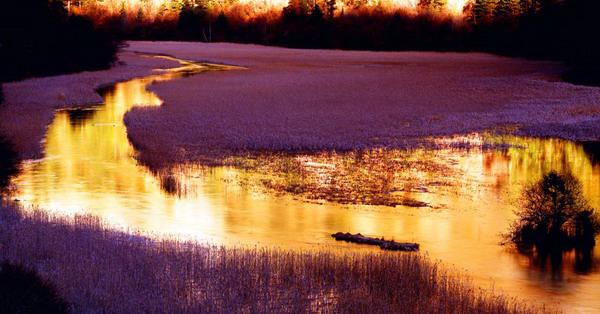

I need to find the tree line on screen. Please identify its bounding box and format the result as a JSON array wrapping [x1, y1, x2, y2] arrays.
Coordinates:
[[0, 0, 120, 83], [2, 0, 599, 86], [73, 0, 598, 85]]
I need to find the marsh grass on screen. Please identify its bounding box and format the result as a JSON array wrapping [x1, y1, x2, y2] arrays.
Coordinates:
[[149, 134, 540, 207], [155, 149, 454, 207], [0, 202, 539, 313]]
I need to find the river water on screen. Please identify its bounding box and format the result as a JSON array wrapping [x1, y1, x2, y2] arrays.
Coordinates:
[[11, 57, 600, 312]]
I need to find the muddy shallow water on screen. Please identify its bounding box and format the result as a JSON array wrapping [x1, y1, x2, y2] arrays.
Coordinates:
[[10, 57, 600, 311]]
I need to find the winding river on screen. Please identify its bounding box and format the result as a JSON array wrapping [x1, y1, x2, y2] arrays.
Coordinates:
[[11, 57, 600, 312]]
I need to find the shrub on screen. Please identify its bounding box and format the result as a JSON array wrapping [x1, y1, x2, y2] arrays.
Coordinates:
[[507, 171, 600, 253], [0, 136, 19, 193], [0, 262, 68, 314]]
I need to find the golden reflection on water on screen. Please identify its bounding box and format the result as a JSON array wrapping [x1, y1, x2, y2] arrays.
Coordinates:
[[12, 58, 600, 311]]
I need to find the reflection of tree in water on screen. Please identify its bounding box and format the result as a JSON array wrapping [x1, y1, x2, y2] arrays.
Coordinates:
[[507, 171, 600, 280], [0, 136, 19, 192], [526, 247, 596, 280], [574, 248, 595, 274], [65, 107, 99, 126], [582, 141, 600, 164]]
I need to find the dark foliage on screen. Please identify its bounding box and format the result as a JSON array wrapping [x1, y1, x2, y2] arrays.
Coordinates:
[[525, 245, 595, 277], [506, 171, 600, 253], [0, 137, 19, 193], [558, 0, 600, 86], [466, 0, 600, 85], [0, 0, 120, 83], [177, 1, 210, 41], [0, 261, 69, 313], [91, 0, 600, 85], [582, 141, 600, 164]]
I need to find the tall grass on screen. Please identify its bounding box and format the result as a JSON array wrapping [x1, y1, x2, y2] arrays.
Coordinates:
[[0, 202, 539, 313]]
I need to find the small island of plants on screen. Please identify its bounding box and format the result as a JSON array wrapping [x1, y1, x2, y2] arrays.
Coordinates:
[[506, 171, 600, 254]]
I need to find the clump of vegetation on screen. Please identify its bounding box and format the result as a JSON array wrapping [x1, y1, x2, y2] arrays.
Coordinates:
[[72, 0, 600, 85], [224, 149, 449, 207], [0, 261, 69, 313], [506, 171, 600, 253]]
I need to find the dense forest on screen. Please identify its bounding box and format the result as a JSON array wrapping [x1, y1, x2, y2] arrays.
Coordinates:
[[0, 0, 120, 83], [1, 0, 598, 85], [69, 0, 600, 85]]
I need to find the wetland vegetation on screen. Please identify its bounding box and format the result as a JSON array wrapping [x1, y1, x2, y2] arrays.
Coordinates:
[[3, 48, 599, 311], [2, 1, 600, 312], [0, 202, 537, 313], [506, 171, 600, 255]]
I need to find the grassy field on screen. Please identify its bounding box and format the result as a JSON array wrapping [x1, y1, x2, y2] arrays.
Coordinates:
[[122, 42, 600, 171], [0, 201, 538, 313]]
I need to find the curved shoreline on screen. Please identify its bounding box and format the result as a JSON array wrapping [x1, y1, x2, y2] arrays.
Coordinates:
[[3, 41, 600, 312], [124, 41, 600, 170], [3, 41, 600, 167], [0, 51, 179, 160]]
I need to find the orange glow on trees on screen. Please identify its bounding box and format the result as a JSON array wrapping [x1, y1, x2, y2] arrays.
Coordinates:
[[71, 0, 469, 18]]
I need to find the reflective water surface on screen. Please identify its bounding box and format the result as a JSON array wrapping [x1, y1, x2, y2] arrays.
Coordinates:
[[12, 58, 600, 312]]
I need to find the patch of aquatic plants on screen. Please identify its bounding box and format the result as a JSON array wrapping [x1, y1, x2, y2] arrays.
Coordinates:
[[144, 133, 600, 216], [156, 149, 453, 207], [506, 171, 600, 254], [0, 202, 539, 313], [252, 149, 446, 207]]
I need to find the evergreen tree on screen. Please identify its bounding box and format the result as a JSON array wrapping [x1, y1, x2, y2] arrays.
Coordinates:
[[518, 0, 534, 14], [463, 0, 476, 24], [417, 0, 432, 11], [214, 11, 229, 40], [178, 0, 208, 40], [494, 0, 514, 19], [170, 0, 186, 11], [311, 4, 324, 21], [472, 0, 491, 24], [538, 0, 556, 12], [350, 0, 366, 9], [432, 0, 446, 11], [136, 6, 145, 23], [299, 0, 310, 15], [325, 0, 336, 19], [285, 0, 309, 15]]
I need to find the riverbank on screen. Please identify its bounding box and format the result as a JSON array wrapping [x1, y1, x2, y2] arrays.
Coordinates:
[[2, 42, 597, 311], [0, 201, 536, 313], [2, 42, 600, 165], [124, 41, 600, 169], [0, 50, 177, 160]]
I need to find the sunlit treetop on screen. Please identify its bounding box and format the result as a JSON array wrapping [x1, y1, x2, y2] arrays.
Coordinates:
[[68, 0, 469, 16]]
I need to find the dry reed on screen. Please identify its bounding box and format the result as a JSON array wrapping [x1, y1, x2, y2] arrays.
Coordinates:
[[0, 201, 541, 313]]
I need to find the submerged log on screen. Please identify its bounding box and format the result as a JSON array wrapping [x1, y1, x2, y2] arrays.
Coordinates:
[[331, 232, 419, 252]]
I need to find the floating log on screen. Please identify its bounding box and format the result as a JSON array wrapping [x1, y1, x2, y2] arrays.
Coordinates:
[[331, 232, 419, 252]]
